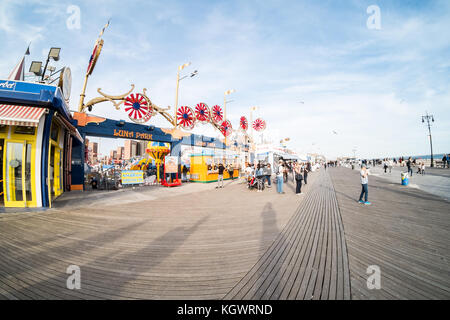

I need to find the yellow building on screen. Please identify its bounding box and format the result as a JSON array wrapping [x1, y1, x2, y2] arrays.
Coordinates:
[[189, 153, 239, 183]]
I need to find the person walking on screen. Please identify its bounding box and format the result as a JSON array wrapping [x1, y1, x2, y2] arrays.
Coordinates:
[[277, 161, 285, 194], [358, 164, 371, 205], [388, 159, 393, 173], [228, 164, 234, 181], [303, 164, 309, 185], [216, 162, 225, 188], [294, 163, 303, 195], [283, 161, 289, 183], [443, 154, 448, 169], [256, 164, 265, 192], [265, 163, 272, 188], [182, 165, 189, 182], [407, 157, 413, 177]]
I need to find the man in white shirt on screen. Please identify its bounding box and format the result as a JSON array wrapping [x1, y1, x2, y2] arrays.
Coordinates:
[[358, 164, 371, 205]]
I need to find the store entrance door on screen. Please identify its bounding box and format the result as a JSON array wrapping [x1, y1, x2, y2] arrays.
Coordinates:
[[0, 139, 4, 206], [49, 143, 63, 204], [3, 140, 32, 207]]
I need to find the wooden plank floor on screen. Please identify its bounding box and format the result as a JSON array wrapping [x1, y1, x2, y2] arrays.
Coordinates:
[[224, 170, 351, 300], [0, 176, 315, 300], [1, 167, 448, 300], [329, 167, 450, 300]]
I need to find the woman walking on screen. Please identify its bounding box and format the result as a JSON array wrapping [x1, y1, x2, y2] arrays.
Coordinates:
[[277, 161, 285, 194], [294, 163, 304, 195]]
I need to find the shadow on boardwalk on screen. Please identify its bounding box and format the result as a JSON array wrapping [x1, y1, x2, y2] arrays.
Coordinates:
[[5, 217, 208, 299]]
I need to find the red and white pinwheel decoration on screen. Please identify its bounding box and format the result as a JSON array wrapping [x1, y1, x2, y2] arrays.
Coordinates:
[[124, 93, 153, 123], [252, 118, 266, 131], [220, 120, 233, 137], [211, 105, 223, 124], [195, 102, 210, 123], [240, 116, 248, 131], [177, 106, 195, 130]]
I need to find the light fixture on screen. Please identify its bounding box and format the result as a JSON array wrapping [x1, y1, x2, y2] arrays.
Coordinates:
[[49, 47, 61, 61], [29, 61, 42, 76], [190, 70, 198, 77], [41, 47, 61, 81]]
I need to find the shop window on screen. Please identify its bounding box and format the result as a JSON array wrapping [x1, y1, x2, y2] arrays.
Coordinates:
[[25, 143, 33, 202], [0, 125, 6, 133], [51, 123, 60, 142], [14, 126, 35, 135]]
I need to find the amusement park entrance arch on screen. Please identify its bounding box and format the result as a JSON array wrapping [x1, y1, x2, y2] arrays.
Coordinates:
[[70, 112, 226, 190]]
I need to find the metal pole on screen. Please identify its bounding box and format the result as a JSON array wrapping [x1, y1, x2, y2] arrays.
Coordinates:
[[78, 74, 90, 112], [41, 55, 50, 82], [174, 71, 180, 128], [428, 121, 434, 168], [224, 94, 227, 147], [422, 112, 435, 168]]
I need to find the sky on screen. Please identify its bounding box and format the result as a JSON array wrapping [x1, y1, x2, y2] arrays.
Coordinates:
[[0, 0, 449, 159]]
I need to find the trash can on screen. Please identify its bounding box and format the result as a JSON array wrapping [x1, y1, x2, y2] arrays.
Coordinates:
[[401, 172, 409, 186]]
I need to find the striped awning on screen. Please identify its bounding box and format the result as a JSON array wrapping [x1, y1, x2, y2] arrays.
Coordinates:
[[0, 104, 46, 127]]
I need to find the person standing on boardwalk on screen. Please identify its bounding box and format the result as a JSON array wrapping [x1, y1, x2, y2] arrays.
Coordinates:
[[294, 163, 304, 195], [277, 161, 285, 194], [216, 162, 225, 188], [265, 163, 272, 188], [283, 161, 289, 183], [407, 157, 413, 177], [443, 154, 448, 168], [303, 164, 309, 185], [228, 164, 234, 181], [358, 164, 371, 205]]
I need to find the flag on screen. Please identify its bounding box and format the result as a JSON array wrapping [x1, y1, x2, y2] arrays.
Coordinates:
[[86, 20, 110, 75], [225, 89, 235, 95], [98, 19, 110, 38], [179, 62, 191, 71]]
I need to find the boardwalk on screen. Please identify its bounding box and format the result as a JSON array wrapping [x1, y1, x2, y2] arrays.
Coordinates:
[[225, 170, 351, 300], [0, 168, 449, 299], [330, 167, 450, 299]]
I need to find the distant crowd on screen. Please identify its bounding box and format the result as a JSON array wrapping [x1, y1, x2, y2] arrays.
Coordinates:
[[242, 160, 323, 195]]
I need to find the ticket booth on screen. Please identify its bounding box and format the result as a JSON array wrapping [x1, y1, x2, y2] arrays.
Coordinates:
[[189, 153, 239, 183], [0, 80, 83, 208]]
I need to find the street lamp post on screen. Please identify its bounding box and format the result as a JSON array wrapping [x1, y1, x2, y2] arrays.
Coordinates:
[[422, 111, 435, 168], [249, 106, 258, 163], [174, 62, 197, 128], [224, 89, 235, 147]]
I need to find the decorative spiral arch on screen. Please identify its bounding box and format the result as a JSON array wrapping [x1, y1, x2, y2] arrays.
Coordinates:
[[195, 102, 211, 123], [252, 118, 266, 131], [177, 106, 196, 130], [211, 105, 223, 124], [240, 116, 248, 131], [220, 120, 233, 137], [124, 93, 153, 123]]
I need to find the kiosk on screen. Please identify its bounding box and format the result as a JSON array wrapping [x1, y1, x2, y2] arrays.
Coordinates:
[[189, 153, 239, 183]]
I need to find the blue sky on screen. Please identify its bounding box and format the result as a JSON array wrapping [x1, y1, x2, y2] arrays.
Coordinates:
[[1, 0, 449, 159]]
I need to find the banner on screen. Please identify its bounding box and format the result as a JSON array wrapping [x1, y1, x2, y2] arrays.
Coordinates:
[[121, 170, 144, 185], [165, 156, 178, 173]]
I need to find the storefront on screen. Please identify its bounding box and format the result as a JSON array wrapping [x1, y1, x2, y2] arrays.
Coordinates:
[[0, 80, 82, 208]]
